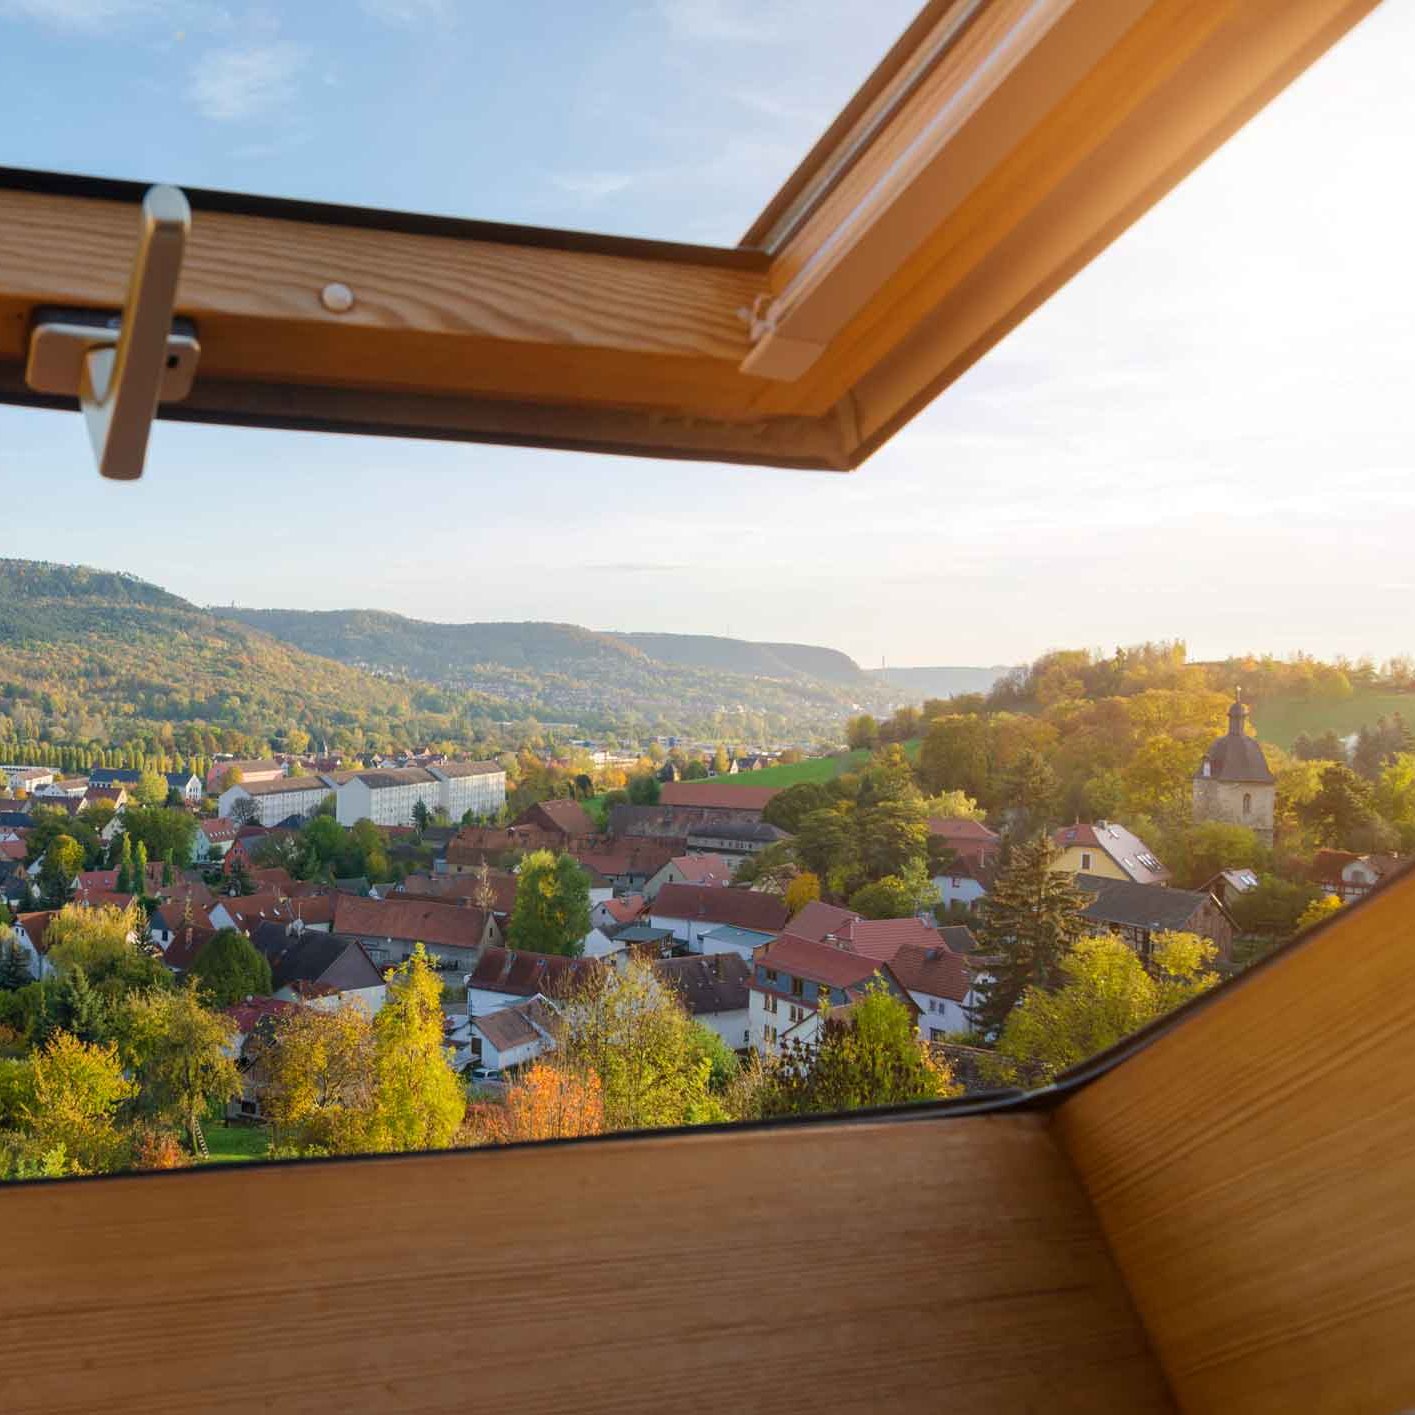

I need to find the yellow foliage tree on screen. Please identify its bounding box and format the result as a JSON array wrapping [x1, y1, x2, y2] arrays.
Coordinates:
[[990, 932, 1219, 1088], [1296, 893, 1343, 932], [370, 943, 466, 1152], [15, 1031, 136, 1174], [256, 1005, 378, 1155], [784, 871, 821, 916]]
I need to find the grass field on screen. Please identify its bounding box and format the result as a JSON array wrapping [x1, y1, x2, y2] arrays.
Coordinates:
[[201, 1119, 271, 1165], [1251, 692, 1415, 749], [695, 738, 922, 791]]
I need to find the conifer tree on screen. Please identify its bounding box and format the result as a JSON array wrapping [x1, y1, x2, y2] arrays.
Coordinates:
[[162, 849, 175, 887], [0, 937, 32, 991], [56, 963, 107, 1044], [116, 834, 133, 894], [134, 840, 149, 896], [973, 835, 1088, 1036]]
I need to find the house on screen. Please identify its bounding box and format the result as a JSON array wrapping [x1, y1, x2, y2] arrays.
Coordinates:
[[331, 893, 501, 970], [205, 758, 285, 793], [464, 946, 601, 1015], [513, 799, 596, 842], [1202, 868, 1261, 908], [934, 854, 995, 915], [333, 762, 506, 829], [1052, 821, 1170, 886], [927, 817, 1001, 862], [1, 765, 55, 793], [657, 782, 779, 818], [87, 768, 143, 789], [749, 933, 916, 1055], [787, 905, 974, 1037], [572, 840, 675, 895], [192, 817, 239, 863], [591, 892, 647, 931], [149, 898, 216, 951], [654, 953, 751, 1052], [165, 772, 203, 803], [33, 777, 89, 800], [463, 996, 561, 1073], [642, 853, 733, 901], [446, 823, 563, 871], [251, 926, 388, 1013], [210, 893, 302, 935], [598, 923, 676, 960], [9, 909, 60, 980], [1192, 696, 1276, 846], [684, 821, 792, 860], [219, 776, 334, 829], [223, 996, 299, 1122], [1074, 873, 1235, 962], [396, 870, 519, 918], [608, 803, 778, 851], [649, 883, 788, 954], [82, 785, 128, 816], [1310, 849, 1403, 903]]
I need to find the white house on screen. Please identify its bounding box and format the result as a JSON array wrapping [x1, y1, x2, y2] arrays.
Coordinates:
[[653, 954, 751, 1052], [934, 856, 991, 914], [1, 765, 54, 793], [219, 775, 334, 828], [464, 995, 559, 1073], [192, 818, 239, 863], [748, 933, 917, 1057], [648, 883, 787, 953], [641, 853, 734, 902], [332, 763, 506, 829], [33, 777, 88, 800]]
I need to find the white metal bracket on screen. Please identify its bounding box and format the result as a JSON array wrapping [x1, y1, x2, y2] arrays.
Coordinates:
[[24, 184, 198, 481]]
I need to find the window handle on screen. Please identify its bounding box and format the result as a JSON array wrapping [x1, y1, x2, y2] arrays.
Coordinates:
[[25, 184, 199, 482]]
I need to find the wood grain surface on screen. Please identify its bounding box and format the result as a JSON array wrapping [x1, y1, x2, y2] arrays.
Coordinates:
[[1057, 863, 1415, 1413], [0, 1112, 1171, 1414]]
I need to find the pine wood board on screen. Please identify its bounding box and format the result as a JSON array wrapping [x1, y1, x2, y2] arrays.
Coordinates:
[[0, 1112, 1171, 1413], [1057, 862, 1415, 1413]]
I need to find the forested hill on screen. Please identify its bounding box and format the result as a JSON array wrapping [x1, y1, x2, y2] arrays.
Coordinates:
[[0, 560, 473, 754], [214, 609, 868, 685], [211, 607, 899, 735]]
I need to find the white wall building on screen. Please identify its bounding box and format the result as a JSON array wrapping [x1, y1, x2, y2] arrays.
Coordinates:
[[332, 763, 506, 828], [218, 776, 334, 828]]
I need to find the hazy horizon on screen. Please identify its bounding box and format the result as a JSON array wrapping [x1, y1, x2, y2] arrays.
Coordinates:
[[2, 2, 1412, 668]]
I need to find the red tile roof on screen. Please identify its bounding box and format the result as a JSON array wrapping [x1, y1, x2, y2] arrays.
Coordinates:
[[830, 915, 946, 958], [756, 933, 887, 990], [669, 854, 733, 886], [927, 817, 1000, 843], [516, 799, 596, 838], [600, 893, 647, 925], [466, 945, 601, 999], [332, 893, 491, 951], [784, 900, 860, 942], [16, 910, 61, 953], [571, 840, 674, 879], [651, 883, 788, 934], [224, 996, 298, 1035], [659, 782, 779, 811]]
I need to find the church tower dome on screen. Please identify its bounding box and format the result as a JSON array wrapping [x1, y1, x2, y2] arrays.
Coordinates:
[[1192, 691, 1275, 845]]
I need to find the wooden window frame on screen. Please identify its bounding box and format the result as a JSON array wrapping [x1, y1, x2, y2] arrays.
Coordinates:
[[0, 0, 1380, 473]]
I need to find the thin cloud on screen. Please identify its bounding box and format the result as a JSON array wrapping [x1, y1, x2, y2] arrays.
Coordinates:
[[549, 172, 637, 201], [360, 0, 452, 24], [1, 0, 155, 27], [187, 41, 306, 121]]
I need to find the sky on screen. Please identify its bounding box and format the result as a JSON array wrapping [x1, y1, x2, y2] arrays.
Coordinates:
[[1, 0, 1413, 670]]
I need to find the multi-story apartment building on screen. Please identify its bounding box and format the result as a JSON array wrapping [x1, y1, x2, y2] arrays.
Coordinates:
[[333, 763, 505, 828], [218, 775, 335, 828]]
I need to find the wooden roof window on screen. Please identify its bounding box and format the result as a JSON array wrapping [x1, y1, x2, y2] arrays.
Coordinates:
[[0, 0, 1381, 474]]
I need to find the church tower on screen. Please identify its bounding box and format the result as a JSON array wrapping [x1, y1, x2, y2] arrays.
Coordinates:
[[1192, 693, 1275, 845]]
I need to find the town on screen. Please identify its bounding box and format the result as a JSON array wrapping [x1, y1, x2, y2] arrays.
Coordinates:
[[1, 639, 1408, 1177]]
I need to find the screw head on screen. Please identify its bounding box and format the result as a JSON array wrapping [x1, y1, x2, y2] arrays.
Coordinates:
[[320, 282, 355, 314]]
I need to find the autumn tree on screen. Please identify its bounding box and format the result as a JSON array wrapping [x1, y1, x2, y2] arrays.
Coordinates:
[[973, 836, 1088, 1035], [1296, 893, 1343, 932], [918, 715, 991, 802], [558, 959, 716, 1131], [118, 985, 240, 1153], [190, 928, 273, 1007], [475, 1062, 604, 1144], [132, 770, 169, 808], [784, 871, 821, 916], [256, 1005, 377, 1154], [507, 850, 591, 957], [39, 834, 83, 907], [369, 944, 465, 1152], [989, 932, 1219, 1087], [13, 1031, 136, 1174], [846, 714, 880, 751], [742, 987, 957, 1119], [44, 903, 168, 1000]]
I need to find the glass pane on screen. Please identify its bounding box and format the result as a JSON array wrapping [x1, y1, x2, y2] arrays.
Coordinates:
[[0, 0, 920, 242]]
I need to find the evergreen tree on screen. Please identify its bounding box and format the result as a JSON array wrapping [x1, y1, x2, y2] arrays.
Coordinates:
[[0, 937, 32, 991], [55, 963, 107, 1043], [190, 929, 273, 1007], [134, 840, 150, 896], [162, 849, 175, 887], [973, 836, 1088, 1036], [116, 834, 133, 894]]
